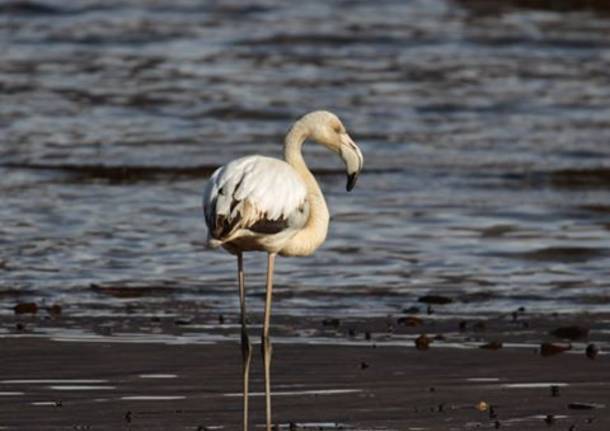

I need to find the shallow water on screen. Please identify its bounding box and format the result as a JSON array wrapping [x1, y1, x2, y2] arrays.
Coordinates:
[[1, 0, 610, 321]]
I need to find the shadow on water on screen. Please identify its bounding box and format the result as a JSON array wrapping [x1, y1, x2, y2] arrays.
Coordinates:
[[456, 0, 610, 15], [1, 162, 401, 183]]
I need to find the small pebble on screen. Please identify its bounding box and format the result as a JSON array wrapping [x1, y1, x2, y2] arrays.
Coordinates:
[[476, 401, 488, 412], [476, 401, 489, 413], [586, 343, 599, 360], [415, 334, 431, 351], [48, 304, 62, 316], [540, 342, 571, 357]]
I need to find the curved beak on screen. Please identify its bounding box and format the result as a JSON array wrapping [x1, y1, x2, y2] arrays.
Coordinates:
[[339, 133, 363, 192]]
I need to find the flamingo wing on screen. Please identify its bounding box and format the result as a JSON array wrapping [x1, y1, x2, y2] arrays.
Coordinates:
[[203, 156, 309, 244]]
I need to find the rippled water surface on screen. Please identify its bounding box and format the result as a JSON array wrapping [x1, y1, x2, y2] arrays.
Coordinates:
[[1, 0, 610, 319]]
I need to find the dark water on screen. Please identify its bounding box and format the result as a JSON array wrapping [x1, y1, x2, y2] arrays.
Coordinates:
[[1, 0, 610, 321]]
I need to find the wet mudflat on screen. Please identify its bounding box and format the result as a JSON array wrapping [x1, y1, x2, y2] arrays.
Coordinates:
[[1, 309, 610, 430]]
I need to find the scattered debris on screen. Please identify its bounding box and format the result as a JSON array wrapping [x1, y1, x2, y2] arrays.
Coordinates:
[[476, 401, 489, 412], [14, 303, 38, 314], [174, 317, 193, 326], [47, 304, 62, 316], [418, 295, 453, 305], [586, 343, 599, 360], [415, 334, 432, 351], [550, 326, 589, 340], [479, 340, 503, 350], [567, 402, 605, 410], [540, 342, 571, 357], [322, 318, 340, 327], [397, 316, 423, 327]]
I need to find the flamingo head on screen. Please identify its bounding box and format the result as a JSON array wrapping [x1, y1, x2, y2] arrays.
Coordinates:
[[299, 110, 364, 191]]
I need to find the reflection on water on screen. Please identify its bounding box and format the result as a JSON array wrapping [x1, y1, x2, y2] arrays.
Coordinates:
[[1, 0, 610, 321], [223, 388, 363, 397]]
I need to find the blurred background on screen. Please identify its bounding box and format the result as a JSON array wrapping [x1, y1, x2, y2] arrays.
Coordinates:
[[1, 0, 609, 320]]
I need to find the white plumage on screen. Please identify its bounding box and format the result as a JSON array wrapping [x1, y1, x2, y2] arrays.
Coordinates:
[[203, 155, 308, 250]]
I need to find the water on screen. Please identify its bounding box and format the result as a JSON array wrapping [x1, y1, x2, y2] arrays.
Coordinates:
[[1, 0, 610, 321]]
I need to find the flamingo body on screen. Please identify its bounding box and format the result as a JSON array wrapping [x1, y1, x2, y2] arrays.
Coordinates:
[[201, 110, 363, 431]]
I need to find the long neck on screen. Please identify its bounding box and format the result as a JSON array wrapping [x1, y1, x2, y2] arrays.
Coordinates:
[[280, 122, 330, 256]]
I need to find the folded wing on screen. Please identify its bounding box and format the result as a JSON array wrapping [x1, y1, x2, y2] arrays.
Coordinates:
[[203, 156, 309, 244]]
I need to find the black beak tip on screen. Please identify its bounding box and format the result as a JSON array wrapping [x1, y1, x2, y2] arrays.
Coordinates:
[[346, 173, 358, 192]]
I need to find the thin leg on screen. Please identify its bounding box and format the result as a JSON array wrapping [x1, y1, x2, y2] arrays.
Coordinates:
[[262, 253, 276, 431], [238, 253, 251, 431]]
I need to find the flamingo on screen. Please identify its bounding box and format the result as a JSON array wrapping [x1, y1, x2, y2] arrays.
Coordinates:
[[202, 110, 363, 431]]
